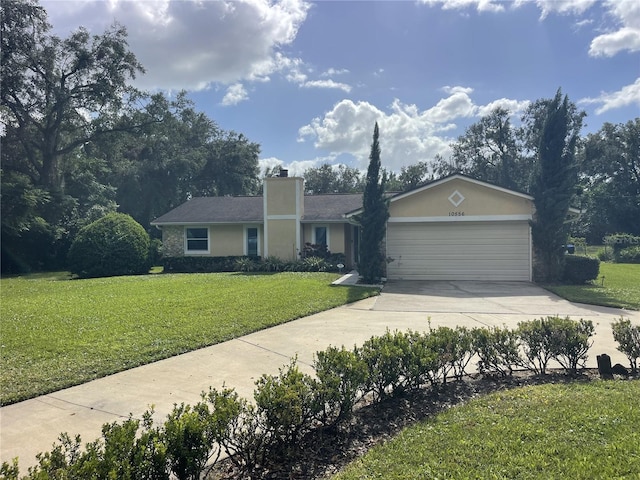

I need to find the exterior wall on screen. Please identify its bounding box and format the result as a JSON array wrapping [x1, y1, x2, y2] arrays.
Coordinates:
[[389, 178, 533, 219], [266, 219, 299, 260], [302, 223, 348, 255], [160, 224, 262, 257], [263, 177, 304, 260], [210, 225, 244, 256], [162, 226, 185, 257]]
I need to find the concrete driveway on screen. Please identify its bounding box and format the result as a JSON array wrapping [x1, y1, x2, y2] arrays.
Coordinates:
[[2, 281, 638, 473]]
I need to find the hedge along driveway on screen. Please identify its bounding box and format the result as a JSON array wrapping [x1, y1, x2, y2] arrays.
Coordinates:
[[0, 272, 379, 405]]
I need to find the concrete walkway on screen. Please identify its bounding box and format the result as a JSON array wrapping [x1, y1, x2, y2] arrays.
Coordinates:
[[2, 280, 638, 473]]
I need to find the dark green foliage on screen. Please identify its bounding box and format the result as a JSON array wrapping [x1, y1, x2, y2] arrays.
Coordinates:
[[358, 123, 389, 283], [313, 346, 368, 424], [562, 255, 600, 284], [618, 246, 640, 264], [517, 318, 556, 374], [164, 402, 218, 480], [359, 330, 410, 400], [302, 163, 364, 194], [530, 90, 584, 282], [253, 360, 321, 455], [472, 327, 521, 376], [67, 213, 150, 278], [162, 255, 345, 273], [611, 317, 640, 373], [547, 317, 594, 374]]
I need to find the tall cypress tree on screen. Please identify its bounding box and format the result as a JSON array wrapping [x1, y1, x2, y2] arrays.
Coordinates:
[[530, 89, 583, 282], [358, 123, 389, 283]]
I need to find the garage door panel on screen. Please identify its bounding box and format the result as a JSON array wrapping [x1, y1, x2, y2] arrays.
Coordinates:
[[387, 221, 530, 281]]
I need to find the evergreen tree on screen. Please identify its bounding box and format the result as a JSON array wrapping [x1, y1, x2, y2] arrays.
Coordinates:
[[530, 89, 584, 282], [358, 123, 389, 283]]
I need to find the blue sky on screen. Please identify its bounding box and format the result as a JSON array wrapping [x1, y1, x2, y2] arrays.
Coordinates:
[[43, 0, 639, 175]]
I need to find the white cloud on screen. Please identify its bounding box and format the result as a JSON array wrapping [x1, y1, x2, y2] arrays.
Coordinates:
[[529, 0, 597, 19], [589, 0, 640, 56], [579, 78, 640, 114], [321, 68, 350, 77], [297, 89, 528, 172], [421, 0, 505, 13], [476, 98, 531, 117], [301, 79, 352, 93], [42, 0, 311, 91], [221, 83, 249, 106]]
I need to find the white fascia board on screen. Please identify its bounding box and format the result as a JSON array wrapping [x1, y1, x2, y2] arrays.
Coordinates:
[[387, 214, 533, 223]]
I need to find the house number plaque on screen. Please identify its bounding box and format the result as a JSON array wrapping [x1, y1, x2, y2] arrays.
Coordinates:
[[448, 211, 465, 216]]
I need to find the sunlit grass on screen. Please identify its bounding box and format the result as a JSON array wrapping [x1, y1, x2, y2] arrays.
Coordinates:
[[545, 262, 640, 310], [334, 380, 640, 479], [0, 272, 378, 405]]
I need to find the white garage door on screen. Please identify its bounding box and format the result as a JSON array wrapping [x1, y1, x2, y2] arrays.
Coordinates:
[[386, 221, 531, 281]]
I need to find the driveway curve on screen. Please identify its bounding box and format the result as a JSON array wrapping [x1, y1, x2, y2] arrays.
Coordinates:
[[2, 280, 638, 474]]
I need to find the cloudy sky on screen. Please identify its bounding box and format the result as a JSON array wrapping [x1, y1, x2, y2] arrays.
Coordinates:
[[42, 0, 639, 175]]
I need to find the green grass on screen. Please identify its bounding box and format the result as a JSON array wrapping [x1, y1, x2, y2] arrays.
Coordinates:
[[334, 380, 640, 480], [0, 272, 378, 405], [545, 262, 640, 310]]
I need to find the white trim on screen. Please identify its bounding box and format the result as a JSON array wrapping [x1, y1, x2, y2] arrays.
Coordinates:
[[266, 214, 298, 220], [184, 226, 210, 254], [390, 174, 534, 204], [263, 181, 269, 257], [387, 214, 532, 223], [244, 225, 260, 256]]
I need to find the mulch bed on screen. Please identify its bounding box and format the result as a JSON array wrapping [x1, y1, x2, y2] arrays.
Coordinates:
[[206, 368, 634, 479]]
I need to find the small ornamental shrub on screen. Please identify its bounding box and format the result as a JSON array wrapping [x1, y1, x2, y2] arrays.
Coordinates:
[[617, 246, 640, 264], [67, 213, 151, 278], [517, 318, 556, 375], [313, 346, 368, 424], [359, 330, 411, 400], [611, 317, 640, 373], [547, 317, 595, 374], [562, 255, 600, 284], [253, 359, 321, 456], [472, 327, 521, 377]]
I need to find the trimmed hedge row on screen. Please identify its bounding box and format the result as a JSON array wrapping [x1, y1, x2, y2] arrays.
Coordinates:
[[562, 255, 600, 284], [162, 254, 347, 274], [4, 316, 639, 480]]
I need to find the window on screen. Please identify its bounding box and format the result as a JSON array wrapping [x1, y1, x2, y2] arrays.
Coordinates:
[[246, 227, 258, 257], [314, 226, 328, 247], [185, 227, 209, 253]]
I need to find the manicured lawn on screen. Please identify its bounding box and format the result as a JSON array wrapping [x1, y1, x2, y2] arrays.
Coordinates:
[[545, 262, 640, 310], [0, 272, 378, 405], [334, 380, 640, 480]]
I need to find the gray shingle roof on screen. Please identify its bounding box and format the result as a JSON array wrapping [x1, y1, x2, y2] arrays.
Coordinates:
[[151, 193, 364, 225]]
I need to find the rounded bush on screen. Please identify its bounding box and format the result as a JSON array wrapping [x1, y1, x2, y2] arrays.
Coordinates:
[[562, 255, 600, 284], [67, 213, 151, 278]]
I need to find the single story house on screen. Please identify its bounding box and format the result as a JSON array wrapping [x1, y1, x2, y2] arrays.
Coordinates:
[[151, 173, 538, 281]]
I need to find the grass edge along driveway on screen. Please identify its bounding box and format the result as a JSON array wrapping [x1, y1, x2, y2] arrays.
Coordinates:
[[0, 272, 379, 405]]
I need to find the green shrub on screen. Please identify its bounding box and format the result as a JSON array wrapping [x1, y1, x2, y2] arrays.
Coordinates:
[[164, 402, 218, 480], [313, 346, 368, 424], [67, 213, 151, 278], [617, 246, 640, 264], [162, 256, 251, 273], [597, 247, 614, 262], [517, 318, 556, 375], [359, 330, 411, 400], [547, 317, 594, 374], [234, 257, 259, 272], [253, 359, 321, 455], [562, 255, 600, 284], [611, 317, 640, 373], [472, 327, 521, 376]]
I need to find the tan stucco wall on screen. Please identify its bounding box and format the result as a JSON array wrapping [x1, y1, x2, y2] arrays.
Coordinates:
[[210, 225, 244, 256], [264, 177, 304, 216], [161, 224, 263, 257], [266, 219, 299, 260], [389, 178, 533, 218]]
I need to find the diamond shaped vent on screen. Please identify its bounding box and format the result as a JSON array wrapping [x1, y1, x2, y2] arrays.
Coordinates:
[[448, 190, 465, 207]]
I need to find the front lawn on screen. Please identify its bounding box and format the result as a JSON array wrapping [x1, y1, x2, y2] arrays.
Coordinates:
[[0, 272, 378, 405], [544, 262, 640, 310], [334, 380, 640, 479]]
